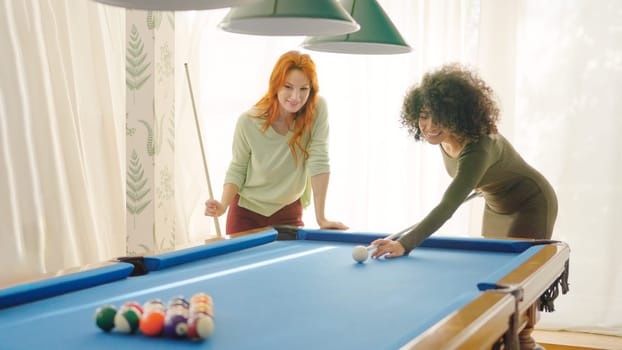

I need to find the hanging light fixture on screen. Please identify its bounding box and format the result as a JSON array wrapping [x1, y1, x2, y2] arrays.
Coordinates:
[[218, 0, 360, 36], [302, 0, 411, 54], [91, 0, 259, 11]]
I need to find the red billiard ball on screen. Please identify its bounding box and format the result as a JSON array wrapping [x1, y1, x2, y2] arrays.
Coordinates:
[[121, 301, 143, 315], [94, 304, 117, 332]]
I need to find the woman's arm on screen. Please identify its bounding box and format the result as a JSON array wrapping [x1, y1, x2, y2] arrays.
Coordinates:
[[310, 172, 348, 230], [380, 144, 492, 256], [205, 183, 239, 217]]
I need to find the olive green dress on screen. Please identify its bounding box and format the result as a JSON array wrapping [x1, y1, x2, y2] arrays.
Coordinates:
[[398, 134, 558, 252]]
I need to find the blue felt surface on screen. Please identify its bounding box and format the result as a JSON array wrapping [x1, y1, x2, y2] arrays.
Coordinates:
[[0, 231, 545, 350]]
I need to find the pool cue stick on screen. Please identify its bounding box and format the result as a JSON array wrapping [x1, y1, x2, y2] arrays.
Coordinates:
[[363, 224, 418, 254], [366, 190, 483, 253], [184, 62, 222, 238]]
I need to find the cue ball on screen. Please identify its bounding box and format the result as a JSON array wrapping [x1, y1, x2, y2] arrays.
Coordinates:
[[352, 245, 368, 263]]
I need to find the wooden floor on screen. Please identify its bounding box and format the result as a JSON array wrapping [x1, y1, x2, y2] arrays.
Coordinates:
[[533, 330, 622, 350]]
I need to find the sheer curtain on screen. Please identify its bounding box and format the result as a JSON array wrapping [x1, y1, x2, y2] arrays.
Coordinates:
[[0, 0, 126, 286], [492, 0, 622, 334], [473, 0, 622, 334], [1, 0, 620, 337]]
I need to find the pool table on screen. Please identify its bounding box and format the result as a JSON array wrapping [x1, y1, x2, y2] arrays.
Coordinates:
[[0, 227, 570, 350]]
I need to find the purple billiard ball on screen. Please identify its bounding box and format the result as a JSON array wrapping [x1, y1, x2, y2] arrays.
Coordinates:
[[163, 313, 188, 338]]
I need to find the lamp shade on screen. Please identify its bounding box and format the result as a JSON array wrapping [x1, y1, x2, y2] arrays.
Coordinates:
[[219, 0, 360, 36], [91, 0, 259, 11], [302, 0, 411, 54]]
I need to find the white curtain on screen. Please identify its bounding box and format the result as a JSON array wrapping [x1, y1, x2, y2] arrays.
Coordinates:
[[0, 0, 126, 286], [1, 0, 620, 337], [475, 0, 622, 334]]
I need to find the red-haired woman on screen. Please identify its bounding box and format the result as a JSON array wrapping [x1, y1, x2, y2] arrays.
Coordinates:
[[205, 51, 348, 234]]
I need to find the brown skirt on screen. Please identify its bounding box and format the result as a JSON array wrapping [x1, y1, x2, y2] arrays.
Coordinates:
[[225, 194, 304, 235]]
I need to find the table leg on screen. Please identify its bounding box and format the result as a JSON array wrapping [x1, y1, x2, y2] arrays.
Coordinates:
[[519, 304, 544, 350]]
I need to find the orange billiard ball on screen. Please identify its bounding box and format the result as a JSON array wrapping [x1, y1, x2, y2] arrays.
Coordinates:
[[140, 310, 165, 336]]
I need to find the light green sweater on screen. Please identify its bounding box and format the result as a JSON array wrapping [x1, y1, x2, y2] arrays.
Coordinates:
[[224, 97, 330, 216]]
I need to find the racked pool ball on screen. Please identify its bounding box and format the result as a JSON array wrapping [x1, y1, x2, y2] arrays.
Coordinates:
[[94, 304, 117, 332], [121, 301, 143, 315], [114, 307, 141, 333], [143, 299, 166, 314], [187, 314, 214, 340], [140, 310, 165, 337], [168, 296, 189, 308], [163, 313, 188, 338], [190, 293, 213, 305], [189, 302, 213, 317]]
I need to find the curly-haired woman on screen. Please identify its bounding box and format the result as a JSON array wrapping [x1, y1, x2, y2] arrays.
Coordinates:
[[372, 63, 557, 258], [205, 51, 347, 234]]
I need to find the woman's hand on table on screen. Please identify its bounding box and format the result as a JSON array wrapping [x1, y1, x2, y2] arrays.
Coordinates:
[[370, 239, 406, 259]]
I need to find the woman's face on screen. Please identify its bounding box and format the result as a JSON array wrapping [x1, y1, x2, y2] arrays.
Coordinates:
[[277, 69, 311, 115], [418, 110, 452, 145]]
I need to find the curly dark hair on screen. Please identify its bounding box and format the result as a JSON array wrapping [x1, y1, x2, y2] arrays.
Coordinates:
[[400, 63, 500, 142]]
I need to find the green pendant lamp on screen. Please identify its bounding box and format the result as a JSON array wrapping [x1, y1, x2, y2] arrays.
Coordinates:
[[302, 0, 411, 54], [91, 0, 258, 10], [219, 0, 360, 36]]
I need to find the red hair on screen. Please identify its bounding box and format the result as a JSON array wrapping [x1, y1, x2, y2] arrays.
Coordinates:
[[254, 51, 319, 164]]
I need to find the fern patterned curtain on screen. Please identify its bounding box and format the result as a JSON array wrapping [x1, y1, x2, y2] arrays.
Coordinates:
[[1, 0, 621, 338]]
